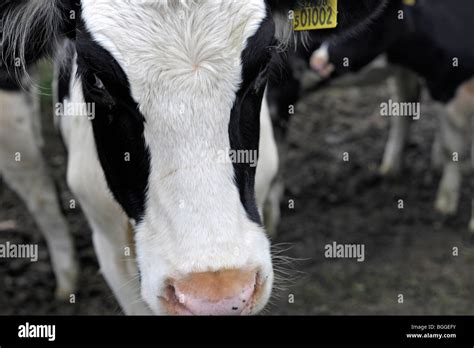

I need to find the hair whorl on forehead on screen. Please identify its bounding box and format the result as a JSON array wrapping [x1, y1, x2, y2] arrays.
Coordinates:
[[154, 0, 197, 8], [1, 0, 68, 78]]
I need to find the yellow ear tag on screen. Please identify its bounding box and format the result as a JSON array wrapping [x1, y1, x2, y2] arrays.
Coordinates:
[[403, 0, 416, 6], [293, 0, 338, 31]]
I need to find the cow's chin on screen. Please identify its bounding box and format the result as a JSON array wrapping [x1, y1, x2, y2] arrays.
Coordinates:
[[134, 220, 274, 316]]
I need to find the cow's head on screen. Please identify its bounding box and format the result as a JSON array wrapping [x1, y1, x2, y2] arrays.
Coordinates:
[[1, 0, 388, 315]]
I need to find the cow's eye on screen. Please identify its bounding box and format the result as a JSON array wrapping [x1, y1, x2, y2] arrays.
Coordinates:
[[253, 45, 278, 90], [93, 74, 105, 90], [85, 72, 105, 91], [87, 73, 115, 107], [254, 64, 271, 93]]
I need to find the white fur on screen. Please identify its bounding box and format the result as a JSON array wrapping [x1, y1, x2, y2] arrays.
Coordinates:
[[256, 95, 279, 211], [1, 0, 62, 79], [58, 58, 151, 314], [435, 79, 474, 220], [66, 0, 274, 314], [255, 94, 281, 236], [0, 85, 77, 299], [380, 67, 419, 176]]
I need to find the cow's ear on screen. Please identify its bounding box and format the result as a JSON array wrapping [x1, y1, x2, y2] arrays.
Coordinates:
[[1, 0, 77, 75], [268, 0, 390, 44]]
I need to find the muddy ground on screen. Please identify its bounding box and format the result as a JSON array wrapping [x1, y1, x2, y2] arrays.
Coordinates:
[[0, 66, 473, 315]]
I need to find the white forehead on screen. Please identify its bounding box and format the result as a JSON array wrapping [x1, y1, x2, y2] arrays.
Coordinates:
[[81, 0, 268, 109]]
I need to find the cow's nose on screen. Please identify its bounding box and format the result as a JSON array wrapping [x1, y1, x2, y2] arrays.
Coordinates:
[[166, 269, 257, 315]]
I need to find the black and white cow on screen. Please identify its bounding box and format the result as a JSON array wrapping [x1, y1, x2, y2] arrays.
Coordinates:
[[0, 70, 79, 300], [310, 0, 474, 231], [269, 0, 474, 232], [1, 0, 388, 315]]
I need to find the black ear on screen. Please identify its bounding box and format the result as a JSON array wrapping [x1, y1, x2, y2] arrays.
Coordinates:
[[1, 0, 77, 74], [268, 0, 391, 43]]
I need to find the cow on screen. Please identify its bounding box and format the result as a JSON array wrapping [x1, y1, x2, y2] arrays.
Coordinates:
[[0, 70, 78, 299], [310, 0, 474, 231], [1, 0, 389, 315], [268, 0, 474, 233]]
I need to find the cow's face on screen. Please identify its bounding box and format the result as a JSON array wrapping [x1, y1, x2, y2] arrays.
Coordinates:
[[2, 0, 389, 315], [77, 0, 276, 315]]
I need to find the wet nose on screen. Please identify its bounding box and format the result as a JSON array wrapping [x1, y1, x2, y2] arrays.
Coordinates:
[[166, 269, 257, 315]]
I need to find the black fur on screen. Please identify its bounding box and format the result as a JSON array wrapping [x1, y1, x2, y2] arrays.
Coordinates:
[[325, 0, 474, 102], [230, 13, 277, 225], [0, 71, 21, 90]]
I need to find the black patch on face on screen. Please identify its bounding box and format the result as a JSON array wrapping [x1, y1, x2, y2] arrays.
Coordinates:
[[229, 13, 276, 224], [75, 15, 151, 222]]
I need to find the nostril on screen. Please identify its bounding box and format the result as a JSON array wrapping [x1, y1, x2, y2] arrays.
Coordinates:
[[164, 284, 178, 303]]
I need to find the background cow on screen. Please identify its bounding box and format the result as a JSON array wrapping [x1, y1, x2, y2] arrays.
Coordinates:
[[0, 71, 78, 299], [267, 0, 474, 233]]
